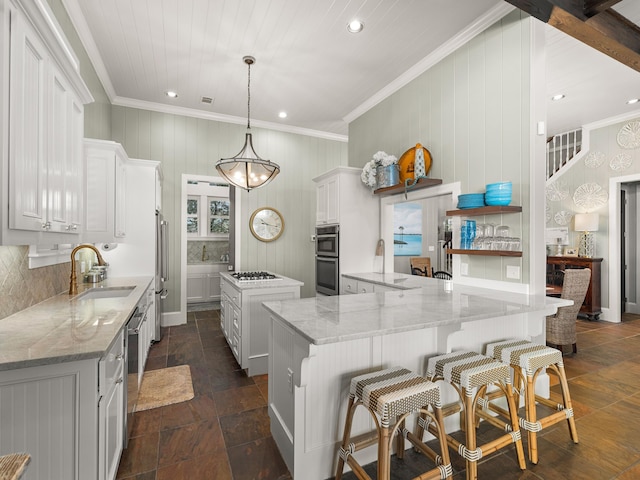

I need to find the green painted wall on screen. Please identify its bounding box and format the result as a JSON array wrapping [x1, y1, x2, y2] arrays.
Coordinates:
[[111, 106, 347, 308], [348, 10, 535, 284]]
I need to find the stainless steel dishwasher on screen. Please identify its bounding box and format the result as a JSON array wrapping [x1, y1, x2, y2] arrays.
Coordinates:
[[124, 308, 144, 448]]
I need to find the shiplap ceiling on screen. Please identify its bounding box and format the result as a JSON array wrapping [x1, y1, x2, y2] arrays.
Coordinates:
[[62, 0, 640, 140]]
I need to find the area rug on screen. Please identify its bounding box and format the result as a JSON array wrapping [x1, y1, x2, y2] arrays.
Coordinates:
[[136, 365, 194, 411]]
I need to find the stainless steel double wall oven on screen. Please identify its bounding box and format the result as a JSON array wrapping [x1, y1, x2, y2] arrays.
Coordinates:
[[315, 224, 339, 295]]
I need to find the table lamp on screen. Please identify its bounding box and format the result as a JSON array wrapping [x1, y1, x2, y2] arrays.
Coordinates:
[[575, 213, 599, 258]]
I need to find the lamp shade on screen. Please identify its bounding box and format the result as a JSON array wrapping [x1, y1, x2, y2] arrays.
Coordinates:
[[216, 132, 280, 190], [574, 213, 599, 232]]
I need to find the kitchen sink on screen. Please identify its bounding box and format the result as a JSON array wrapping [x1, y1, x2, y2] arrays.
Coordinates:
[[76, 286, 136, 300]]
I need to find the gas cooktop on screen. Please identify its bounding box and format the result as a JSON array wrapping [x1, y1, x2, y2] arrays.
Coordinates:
[[231, 271, 281, 282]]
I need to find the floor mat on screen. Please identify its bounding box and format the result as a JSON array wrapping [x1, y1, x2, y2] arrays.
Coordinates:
[[136, 365, 194, 411]]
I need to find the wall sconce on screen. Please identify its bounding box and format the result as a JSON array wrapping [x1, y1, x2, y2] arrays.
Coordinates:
[[574, 213, 599, 258]]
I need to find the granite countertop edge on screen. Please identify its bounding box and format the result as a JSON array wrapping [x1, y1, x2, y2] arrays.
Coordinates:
[[0, 276, 153, 372]]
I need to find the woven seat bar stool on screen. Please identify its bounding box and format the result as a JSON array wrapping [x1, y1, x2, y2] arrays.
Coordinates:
[[335, 367, 453, 480], [485, 339, 578, 464], [419, 351, 526, 480]]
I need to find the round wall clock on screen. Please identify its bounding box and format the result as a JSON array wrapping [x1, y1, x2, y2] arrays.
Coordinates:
[[250, 207, 284, 242]]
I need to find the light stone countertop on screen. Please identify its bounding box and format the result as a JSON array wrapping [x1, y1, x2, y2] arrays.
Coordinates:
[[0, 276, 153, 371], [220, 271, 304, 290], [262, 278, 571, 345]]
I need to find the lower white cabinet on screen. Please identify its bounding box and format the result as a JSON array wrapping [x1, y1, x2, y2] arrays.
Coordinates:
[[98, 330, 125, 480], [0, 330, 126, 480], [187, 268, 222, 303], [341, 277, 396, 294]]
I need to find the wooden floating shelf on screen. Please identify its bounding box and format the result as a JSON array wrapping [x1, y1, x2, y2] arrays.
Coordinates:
[[447, 248, 522, 257], [446, 206, 522, 216], [373, 178, 443, 197]]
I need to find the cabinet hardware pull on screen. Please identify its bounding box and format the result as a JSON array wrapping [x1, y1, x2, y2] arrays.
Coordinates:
[[115, 377, 123, 384]]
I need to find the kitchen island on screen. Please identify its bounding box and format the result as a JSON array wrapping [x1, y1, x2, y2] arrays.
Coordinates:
[[262, 277, 570, 480], [220, 271, 303, 375]]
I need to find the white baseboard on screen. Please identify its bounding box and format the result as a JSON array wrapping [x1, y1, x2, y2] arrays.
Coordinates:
[[161, 310, 186, 327]]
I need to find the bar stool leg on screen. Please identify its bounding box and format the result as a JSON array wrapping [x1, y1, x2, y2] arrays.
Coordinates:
[[554, 364, 579, 443], [335, 396, 356, 480], [396, 418, 405, 460], [378, 424, 391, 480], [463, 391, 477, 480], [525, 374, 538, 464], [505, 383, 527, 471]]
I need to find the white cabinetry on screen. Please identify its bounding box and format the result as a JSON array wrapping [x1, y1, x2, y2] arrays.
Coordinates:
[[341, 277, 396, 294], [0, 330, 127, 480], [315, 174, 339, 225], [187, 266, 223, 303], [83, 139, 128, 243], [313, 167, 380, 292], [220, 275, 301, 376], [0, 0, 93, 245], [98, 330, 125, 480]]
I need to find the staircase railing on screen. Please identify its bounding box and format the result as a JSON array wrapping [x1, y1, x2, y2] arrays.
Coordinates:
[[547, 128, 582, 180]]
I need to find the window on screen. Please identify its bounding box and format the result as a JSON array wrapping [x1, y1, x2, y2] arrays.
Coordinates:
[[186, 194, 230, 238]]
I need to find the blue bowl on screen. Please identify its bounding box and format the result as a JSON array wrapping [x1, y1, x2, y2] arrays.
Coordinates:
[[486, 182, 512, 191], [485, 196, 511, 206]]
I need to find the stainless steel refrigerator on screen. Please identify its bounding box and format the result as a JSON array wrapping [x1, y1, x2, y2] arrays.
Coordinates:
[[155, 211, 169, 342]]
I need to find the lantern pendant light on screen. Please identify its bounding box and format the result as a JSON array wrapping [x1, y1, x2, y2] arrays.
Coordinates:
[[216, 56, 280, 191]]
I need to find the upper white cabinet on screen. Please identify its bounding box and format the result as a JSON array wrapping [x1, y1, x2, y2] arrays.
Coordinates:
[[83, 139, 129, 243], [315, 174, 339, 225], [0, 0, 93, 245], [313, 167, 380, 289]]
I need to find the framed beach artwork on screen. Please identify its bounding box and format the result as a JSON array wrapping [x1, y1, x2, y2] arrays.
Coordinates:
[[393, 202, 422, 256]]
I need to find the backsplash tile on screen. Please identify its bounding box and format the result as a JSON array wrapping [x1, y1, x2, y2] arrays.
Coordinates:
[[187, 240, 229, 265], [0, 246, 69, 320]]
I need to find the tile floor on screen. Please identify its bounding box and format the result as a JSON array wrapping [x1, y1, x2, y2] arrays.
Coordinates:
[[116, 311, 640, 480]]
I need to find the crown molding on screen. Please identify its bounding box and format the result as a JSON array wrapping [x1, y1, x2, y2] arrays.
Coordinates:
[[112, 96, 348, 142]]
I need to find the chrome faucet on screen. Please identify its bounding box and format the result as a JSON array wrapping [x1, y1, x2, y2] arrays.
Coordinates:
[[69, 244, 108, 295], [202, 244, 208, 261]]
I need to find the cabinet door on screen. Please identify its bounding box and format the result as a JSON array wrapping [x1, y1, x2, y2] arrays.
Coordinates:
[[315, 176, 340, 225], [66, 96, 84, 230], [84, 148, 116, 242], [207, 273, 221, 300], [115, 154, 127, 238], [8, 11, 48, 232], [325, 176, 339, 224], [49, 67, 82, 234], [187, 273, 207, 302], [316, 182, 327, 224], [98, 377, 124, 480]]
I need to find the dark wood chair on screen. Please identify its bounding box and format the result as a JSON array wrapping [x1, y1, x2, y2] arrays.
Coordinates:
[[432, 270, 452, 280], [410, 257, 431, 277]]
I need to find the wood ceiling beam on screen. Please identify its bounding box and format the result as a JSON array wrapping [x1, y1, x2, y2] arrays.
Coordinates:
[[505, 0, 640, 73]]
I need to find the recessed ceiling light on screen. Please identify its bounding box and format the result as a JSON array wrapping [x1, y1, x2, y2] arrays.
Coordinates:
[[278, 111, 287, 119], [626, 98, 639, 105], [347, 20, 364, 33], [551, 94, 565, 101], [165, 90, 178, 98]]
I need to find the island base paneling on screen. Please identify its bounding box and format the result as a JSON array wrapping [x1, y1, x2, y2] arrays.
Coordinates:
[[267, 312, 548, 480]]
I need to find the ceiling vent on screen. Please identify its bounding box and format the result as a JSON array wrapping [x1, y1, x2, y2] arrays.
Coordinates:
[[201, 96, 213, 104]]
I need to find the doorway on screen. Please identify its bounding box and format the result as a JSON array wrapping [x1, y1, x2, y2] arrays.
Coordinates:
[[608, 174, 640, 322], [621, 181, 639, 314], [180, 174, 241, 319]]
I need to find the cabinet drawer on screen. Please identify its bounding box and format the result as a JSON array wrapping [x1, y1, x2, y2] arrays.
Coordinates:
[[231, 333, 241, 362], [342, 277, 357, 294], [357, 281, 375, 294], [221, 281, 241, 307], [232, 308, 241, 336], [99, 330, 124, 396]]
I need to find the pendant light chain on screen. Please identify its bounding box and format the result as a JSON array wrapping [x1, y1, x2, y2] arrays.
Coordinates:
[[247, 59, 251, 130]]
